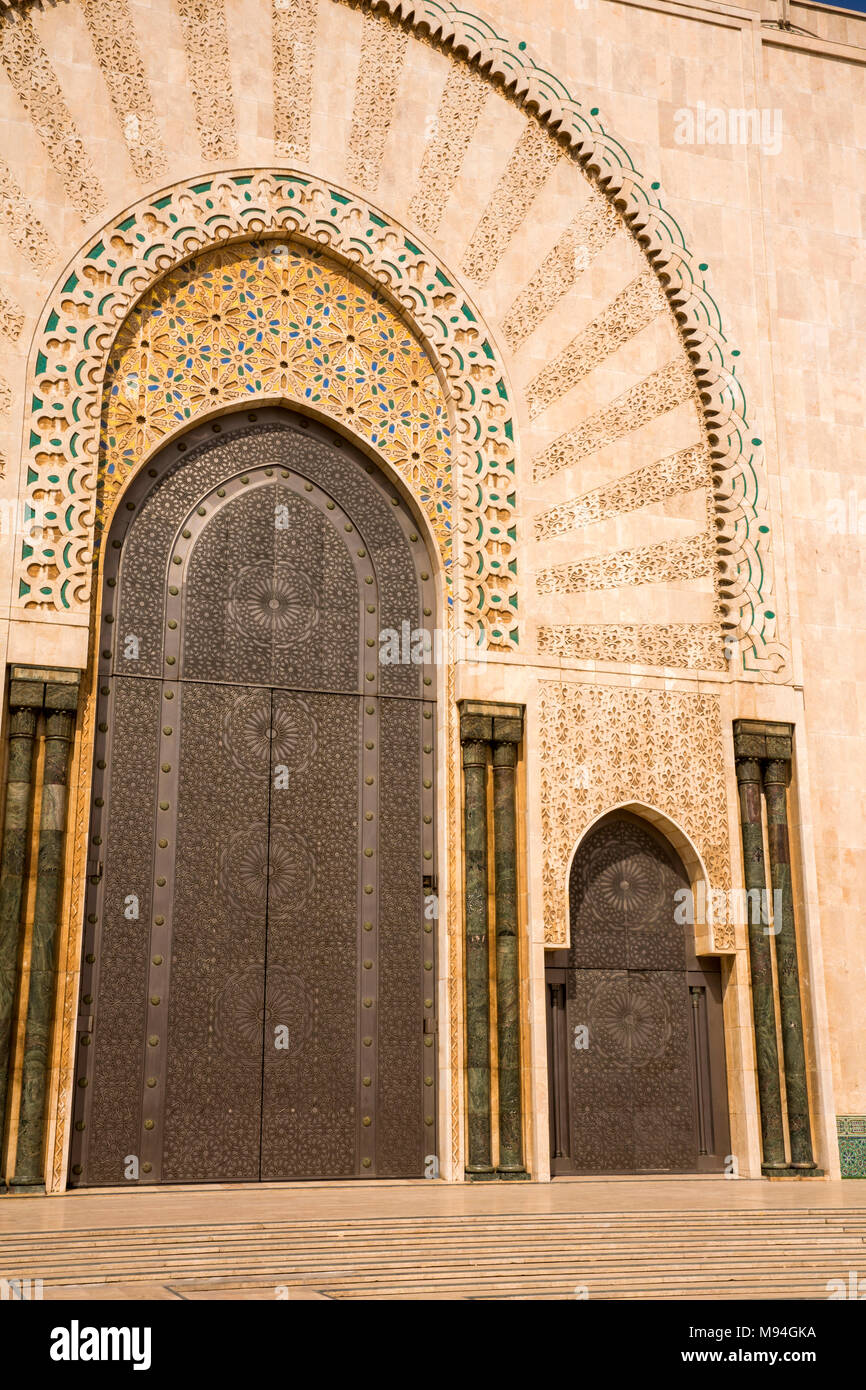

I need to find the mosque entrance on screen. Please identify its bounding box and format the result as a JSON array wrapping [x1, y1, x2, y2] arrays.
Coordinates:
[[546, 813, 730, 1174], [70, 410, 437, 1185]]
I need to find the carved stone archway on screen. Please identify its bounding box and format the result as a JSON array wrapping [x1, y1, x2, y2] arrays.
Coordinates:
[[42, 206, 521, 1190], [19, 170, 519, 651]]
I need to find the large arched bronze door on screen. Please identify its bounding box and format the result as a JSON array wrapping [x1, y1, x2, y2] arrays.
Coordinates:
[[546, 812, 730, 1174], [71, 410, 436, 1185]]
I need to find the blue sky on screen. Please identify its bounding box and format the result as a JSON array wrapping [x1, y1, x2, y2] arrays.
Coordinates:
[[809, 0, 866, 11]]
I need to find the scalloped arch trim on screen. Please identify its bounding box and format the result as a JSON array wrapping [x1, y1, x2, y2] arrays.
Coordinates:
[[346, 0, 786, 677], [19, 170, 518, 646]]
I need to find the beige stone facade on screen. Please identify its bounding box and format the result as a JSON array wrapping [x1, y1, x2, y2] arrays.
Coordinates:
[[0, 0, 862, 1191]]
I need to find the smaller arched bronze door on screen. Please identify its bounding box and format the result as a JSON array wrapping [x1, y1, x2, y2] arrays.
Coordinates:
[[545, 812, 730, 1174], [70, 409, 437, 1186]]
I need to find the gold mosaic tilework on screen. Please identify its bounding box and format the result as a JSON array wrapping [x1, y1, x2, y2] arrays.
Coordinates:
[[100, 240, 453, 563]]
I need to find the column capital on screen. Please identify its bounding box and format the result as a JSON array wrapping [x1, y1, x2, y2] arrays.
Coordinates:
[[457, 700, 523, 746], [734, 755, 762, 785], [492, 739, 518, 768], [492, 710, 523, 745], [9, 667, 81, 714], [732, 719, 793, 763], [762, 758, 790, 788]]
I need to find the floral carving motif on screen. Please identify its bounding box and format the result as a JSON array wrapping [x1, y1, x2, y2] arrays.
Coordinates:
[[537, 530, 715, 596], [533, 444, 710, 543], [0, 8, 104, 219], [175, 0, 237, 161], [220, 822, 315, 920], [351, 0, 787, 677], [228, 559, 320, 650], [0, 158, 56, 270], [222, 690, 318, 779], [80, 0, 168, 184], [537, 623, 726, 672], [461, 122, 561, 285], [346, 8, 409, 192], [590, 975, 672, 1067], [214, 964, 314, 1064], [502, 191, 619, 351], [272, 0, 317, 162], [408, 63, 489, 235], [0, 285, 24, 341], [532, 360, 698, 484], [526, 274, 667, 419]]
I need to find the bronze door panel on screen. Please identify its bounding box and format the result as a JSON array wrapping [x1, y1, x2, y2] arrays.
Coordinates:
[[376, 697, 434, 1176], [74, 677, 162, 1187], [260, 690, 360, 1180], [546, 812, 730, 1175], [71, 410, 435, 1186], [159, 682, 272, 1184]]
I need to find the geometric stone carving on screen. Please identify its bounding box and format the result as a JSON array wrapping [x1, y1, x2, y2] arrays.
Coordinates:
[[538, 680, 734, 949]]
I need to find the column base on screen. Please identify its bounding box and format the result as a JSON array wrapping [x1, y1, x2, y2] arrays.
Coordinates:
[[7, 1179, 45, 1194], [763, 1164, 824, 1178], [465, 1166, 497, 1181], [497, 1168, 530, 1180]]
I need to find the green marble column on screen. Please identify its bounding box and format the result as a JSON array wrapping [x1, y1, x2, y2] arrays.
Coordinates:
[[734, 752, 786, 1170], [764, 758, 816, 1169], [0, 702, 38, 1164], [460, 706, 494, 1177], [12, 696, 77, 1189], [492, 711, 527, 1178]]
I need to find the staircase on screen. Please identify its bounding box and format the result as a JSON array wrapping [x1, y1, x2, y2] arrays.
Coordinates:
[[3, 1200, 865, 1299]]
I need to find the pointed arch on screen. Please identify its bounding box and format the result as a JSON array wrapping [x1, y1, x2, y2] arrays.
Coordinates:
[[564, 800, 719, 958], [18, 169, 519, 649]]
